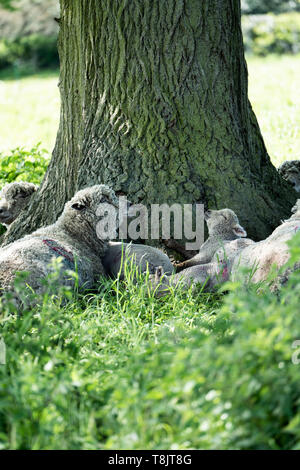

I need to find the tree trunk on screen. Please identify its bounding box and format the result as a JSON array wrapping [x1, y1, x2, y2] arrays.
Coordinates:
[[3, 0, 296, 246]]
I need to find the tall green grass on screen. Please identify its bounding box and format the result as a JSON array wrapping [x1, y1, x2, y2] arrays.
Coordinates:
[[1, 245, 300, 450]]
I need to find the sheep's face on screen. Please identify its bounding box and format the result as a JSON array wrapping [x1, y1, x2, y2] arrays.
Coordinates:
[[205, 208, 247, 239], [63, 185, 120, 238], [0, 182, 37, 226], [291, 199, 300, 218], [284, 170, 300, 193], [278, 160, 300, 193]]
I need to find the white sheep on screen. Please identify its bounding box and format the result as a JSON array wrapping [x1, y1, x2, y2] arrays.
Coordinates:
[[175, 208, 248, 272], [231, 199, 300, 285], [152, 199, 300, 297], [150, 210, 253, 297], [0, 181, 38, 226], [0, 185, 119, 302], [0, 180, 174, 283], [150, 238, 254, 298]]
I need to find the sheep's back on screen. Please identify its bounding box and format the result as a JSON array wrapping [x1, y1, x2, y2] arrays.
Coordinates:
[[231, 221, 300, 283], [0, 236, 103, 292]]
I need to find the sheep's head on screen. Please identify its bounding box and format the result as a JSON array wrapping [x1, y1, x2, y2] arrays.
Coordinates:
[[291, 199, 300, 219], [204, 208, 247, 240], [61, 185, 122, 243], [0, 181, 38, 226], [278, 160, 300, 193]]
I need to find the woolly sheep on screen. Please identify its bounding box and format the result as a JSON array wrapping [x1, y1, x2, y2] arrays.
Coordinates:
[[175, 208, 247, 272], [278, 160, 300, 193], [103, 241, 174, 280], [0, 180, 173, 286], [231, 199, 300, 285], [150, 238, 255, 298], [150, 201, 300, 296], [0, 185, 119, 302], [0, 181, 37, 226]]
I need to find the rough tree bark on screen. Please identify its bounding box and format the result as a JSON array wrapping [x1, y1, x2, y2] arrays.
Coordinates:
[[3, 0, 296, 246]]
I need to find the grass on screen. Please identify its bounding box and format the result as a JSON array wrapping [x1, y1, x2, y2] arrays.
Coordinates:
[[247, 54, 300, 166], [0, 69, 59, 154], [0, 267, 224, 450], [1, 253, 300, 450], [0, 56, 300, 165]]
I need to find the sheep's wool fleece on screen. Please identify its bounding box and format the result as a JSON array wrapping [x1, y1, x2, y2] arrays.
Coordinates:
[[232, 211, 300, 283], [0, 184, 119, 293]]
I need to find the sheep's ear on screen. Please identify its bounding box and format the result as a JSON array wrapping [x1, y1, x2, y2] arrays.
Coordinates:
[[233, 224, 247, 237], [71, 202, 86, 211]]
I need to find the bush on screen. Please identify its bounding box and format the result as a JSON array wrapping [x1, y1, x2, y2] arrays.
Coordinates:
[[0, 34, 58, 71], [0, 144, 49, 188], [242, 12, 300, 55], [0, 265, 223, 449], [0, 144, 49, 235]]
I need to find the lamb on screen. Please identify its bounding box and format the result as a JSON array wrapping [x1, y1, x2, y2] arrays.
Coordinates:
[[278, 160, 300, 193], [231, 198, 300, 285], [175, 208, 248, 272], [149, 208, 253, 298], [0, 185, 119, 303], [0, 181, 38, 226], [151, 201, 300, 297], [102, 241, 174, 280], [150, 237, 255, 298]]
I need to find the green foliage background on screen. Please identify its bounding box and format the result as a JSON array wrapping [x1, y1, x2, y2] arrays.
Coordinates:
[[0, 0, 15, 9], [1, 1, 300, 76], [0, 144, 49, 186], [243, 12, 300, 55], [0, 35, 59, 70], [242, 0, 300, 15]]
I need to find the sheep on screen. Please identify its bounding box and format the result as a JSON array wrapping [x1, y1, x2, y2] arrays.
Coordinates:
[[151, 200, 300, 297], [0, 181, 38, 226], [175, 208, 248, 272], [0, 185, 119, 303], [102, 241, 174, 280], [150, 238, 255, 298], [0, 180, 173, 287], [278, 160, 300, 193], [231, 199, 300, 285]]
